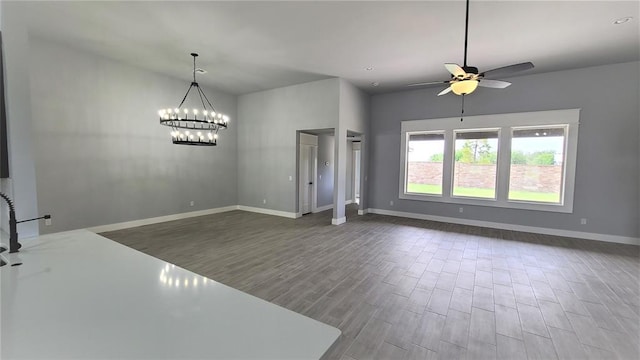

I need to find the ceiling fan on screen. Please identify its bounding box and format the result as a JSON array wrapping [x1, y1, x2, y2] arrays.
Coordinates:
[[409, 0, 534, 97]]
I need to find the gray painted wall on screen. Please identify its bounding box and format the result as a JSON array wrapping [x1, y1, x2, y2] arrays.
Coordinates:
[[317, 134, 334, 208], [370, 61, 639, 238], [29, 37, 238, 233], [238, 78, 339, 213], [1, 3, 39, 238]]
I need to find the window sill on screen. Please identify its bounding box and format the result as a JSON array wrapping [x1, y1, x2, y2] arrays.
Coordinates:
[[399, 192, 573, 213]]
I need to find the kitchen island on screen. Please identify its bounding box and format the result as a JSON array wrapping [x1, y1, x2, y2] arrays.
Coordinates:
[[1, 230, 340, 359]]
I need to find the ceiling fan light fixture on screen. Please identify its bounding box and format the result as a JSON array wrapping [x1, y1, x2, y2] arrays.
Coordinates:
[[451, 80, 478, 95]]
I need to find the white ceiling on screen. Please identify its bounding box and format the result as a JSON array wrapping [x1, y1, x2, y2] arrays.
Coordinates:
[[22, 1, 640, 95]]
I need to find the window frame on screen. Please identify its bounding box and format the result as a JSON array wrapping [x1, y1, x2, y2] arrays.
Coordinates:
[[404, 130, 446, 197], [507, 124, 568, 205], [399, 109, 580, 213], [451, 127, 501, 201]]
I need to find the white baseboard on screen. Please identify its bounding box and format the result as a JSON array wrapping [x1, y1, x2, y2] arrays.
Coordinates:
[[89, 206, 239, 233], [313, 202, 355, 213], [357, 209, 368, 215], [367, 208, 640, 246], [90, 205, 303, 234], [332, 217, 346, 225], [237, 205, 298, 219], [313, 204, 333, 213]]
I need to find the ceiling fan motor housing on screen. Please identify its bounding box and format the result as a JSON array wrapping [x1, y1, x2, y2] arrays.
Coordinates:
[[462, 66, 478, 76]]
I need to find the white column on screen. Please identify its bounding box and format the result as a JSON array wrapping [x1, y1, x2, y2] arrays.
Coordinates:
[[332, 127, 347, 225]]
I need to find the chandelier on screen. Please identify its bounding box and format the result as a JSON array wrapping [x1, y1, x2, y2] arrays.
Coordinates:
[[158, 53, 228, 146]]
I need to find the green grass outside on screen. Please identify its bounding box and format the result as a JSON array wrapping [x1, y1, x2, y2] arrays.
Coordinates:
[[406, 183, 560, 203]]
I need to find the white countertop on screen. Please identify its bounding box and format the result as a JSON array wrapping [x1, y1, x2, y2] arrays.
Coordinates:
[[0, 230, 340, 359]]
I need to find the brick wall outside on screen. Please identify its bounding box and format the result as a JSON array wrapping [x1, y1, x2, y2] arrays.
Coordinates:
[[408, 162, 562, 193], [453, 163, 497, 189], [508, 164, 562, 193], [407, 162, 443, 185]]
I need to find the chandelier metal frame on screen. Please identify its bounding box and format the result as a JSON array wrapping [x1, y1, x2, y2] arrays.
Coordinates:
[[158, 53, 228, 146]]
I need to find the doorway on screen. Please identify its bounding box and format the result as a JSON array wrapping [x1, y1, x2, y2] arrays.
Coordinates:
[[353, 147, 361, 205], [298, 132, 318, 215], [299, 144, 314, 214]]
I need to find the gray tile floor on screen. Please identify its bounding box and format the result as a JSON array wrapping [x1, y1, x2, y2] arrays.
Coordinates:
[[102, 206, 640, 360]]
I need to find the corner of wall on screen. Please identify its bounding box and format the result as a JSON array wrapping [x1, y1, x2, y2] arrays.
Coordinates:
[[2, 2, 39, 238]]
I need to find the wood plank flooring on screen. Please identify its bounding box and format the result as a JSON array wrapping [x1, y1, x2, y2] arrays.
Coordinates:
[[101, 206, 640, 360]]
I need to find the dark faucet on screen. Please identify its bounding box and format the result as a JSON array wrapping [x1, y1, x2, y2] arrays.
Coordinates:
[[0, 192, 20, 253]]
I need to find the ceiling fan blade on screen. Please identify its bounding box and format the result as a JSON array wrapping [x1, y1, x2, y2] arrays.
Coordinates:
[[478, 79, 511, 89], [481, 62, 534, 79], [445, 63, 466, 78], [437, 87, 452, 96], [407, 80, 449, 87]]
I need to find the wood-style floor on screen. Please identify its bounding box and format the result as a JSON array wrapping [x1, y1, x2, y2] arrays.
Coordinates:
[[101, 206, 640, 360]]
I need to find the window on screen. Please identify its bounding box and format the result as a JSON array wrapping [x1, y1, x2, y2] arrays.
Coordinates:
[[453, 130, 499, 199], [399, 109, 579, 213], [406, 132, 445, 195], [509, 126, 566, 203]]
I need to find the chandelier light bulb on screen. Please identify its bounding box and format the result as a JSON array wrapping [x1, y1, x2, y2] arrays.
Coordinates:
[[183, 109, 188, 114], [214, 133, 218, 139], [208, 133, 213, 140], [193, 109, 198, 115], [203, 110, 208, 116], [223, 115, 229, 122]]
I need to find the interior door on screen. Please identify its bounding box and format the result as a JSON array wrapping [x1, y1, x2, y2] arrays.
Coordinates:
[[300, 145, 313, 214]]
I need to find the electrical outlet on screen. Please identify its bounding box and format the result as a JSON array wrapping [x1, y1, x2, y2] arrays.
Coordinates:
[[263, 199, 267, 204], [459, 207, 464, 213], [288, 175, 292, 181], [580, 218, 587, 225], [389, 200, 394, 206], [190, 201, 195, 207], [45, 218, 52, 226]]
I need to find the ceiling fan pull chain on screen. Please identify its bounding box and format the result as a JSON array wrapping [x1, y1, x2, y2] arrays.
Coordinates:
[[460, 94, 465, 121]]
